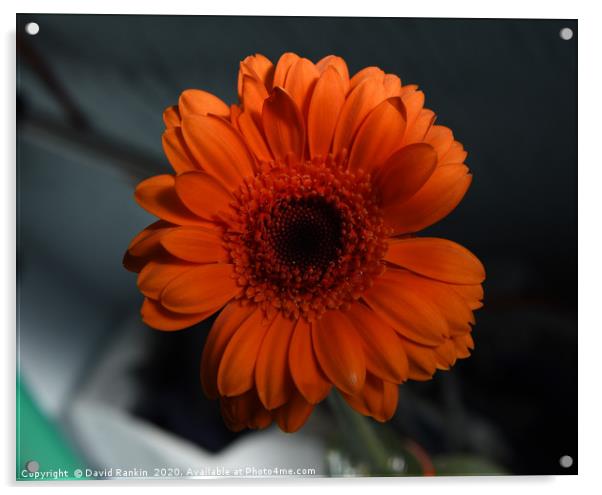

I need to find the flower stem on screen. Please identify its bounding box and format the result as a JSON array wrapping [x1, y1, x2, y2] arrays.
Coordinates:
[[327, 391, 393, 475]]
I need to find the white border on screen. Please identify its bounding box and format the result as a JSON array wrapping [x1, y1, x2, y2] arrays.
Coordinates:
[[3, 1, 599, 494]]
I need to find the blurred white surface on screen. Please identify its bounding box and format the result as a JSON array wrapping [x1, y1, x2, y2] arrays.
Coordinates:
[[67, 314, 326, 478]]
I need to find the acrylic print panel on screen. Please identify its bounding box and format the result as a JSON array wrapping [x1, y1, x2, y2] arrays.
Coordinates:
[[16, 14, 577, 480]]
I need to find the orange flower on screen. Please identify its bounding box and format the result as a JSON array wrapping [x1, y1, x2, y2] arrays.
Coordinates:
[[124, 53, 485, 433]]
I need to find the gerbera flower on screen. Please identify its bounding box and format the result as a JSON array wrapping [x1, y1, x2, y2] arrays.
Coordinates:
[[124, 52, 485, 433]]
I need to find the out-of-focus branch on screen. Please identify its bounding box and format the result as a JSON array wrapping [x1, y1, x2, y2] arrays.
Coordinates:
[[18, 29, 167, 181], [18, 112, 168, 183], [17, 32, 89, 129]]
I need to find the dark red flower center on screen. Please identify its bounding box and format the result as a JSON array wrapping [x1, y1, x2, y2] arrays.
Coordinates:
[[268, 196, 343, 277], [225, 155, 389, 321]]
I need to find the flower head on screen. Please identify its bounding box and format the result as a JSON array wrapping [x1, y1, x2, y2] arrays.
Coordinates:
[[124, 53, 485, 433]]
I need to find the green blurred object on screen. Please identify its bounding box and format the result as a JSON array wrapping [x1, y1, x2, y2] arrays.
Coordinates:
[[325, 391, 507, 477], [326, 391, 430, 477], [433, 454, 507, 476], [16, 376, 88, 481]]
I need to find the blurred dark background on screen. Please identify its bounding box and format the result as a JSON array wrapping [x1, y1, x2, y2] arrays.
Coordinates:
[[17, 15, 577, 476]]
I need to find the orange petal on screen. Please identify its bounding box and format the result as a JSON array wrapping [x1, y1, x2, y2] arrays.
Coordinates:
[[219, 397, 245, 432], [141, 297, 211, 331], [134, 175, 207, 226], [373, 143, 437, 208], [387, 268, 476, 336], [272, 389, 314, 433], [248, 406, 273, 429], [385, 237, 485, 285], [312, 310, 366, 395], [161, 263, 240, 314], [248, 54, 275, 88], [255, 312, 296, 409], [160, 226, 228, 263], [272, 52, 300, 88], [383, 164, 472, 235], [453, 334, 472, 359], [342, 390, 369, 417], [182, 115, 255, 190], [220, 389, 271, 431], [452, 284, 484, 310], [201, 301, 257, 399], [400, 84, 419, 96], [288, 318, 332, 404], [349, 66, 385, 92], [162, 127, 199, 174], [127, 221, 166, 249], [332, 77, 386, 156], [237, 111, 273, 162], [346, 302, 409, 384], [401, 90, 425, 128], [440, 140, 468, 166], [383, 74, 402, 97], [137, 258, 196, 300], [237, 53, 274, 98], [316, 55, 350, 93], [434, 338, 457, 369], [399, 336, 439, 381], [348, 97, 406, 173], [163, 105, 181, 128], [229, 103, 242, 129], [465, 332, 475, 350], [284, 57, 320, 118], [262, 87, 305, 161], [123, 252, 147, 273], [388, 269, 475, 333], [174, 171, 234, 221], [343, 374, 399, 422], [240, 74, 269, 125], [307, 67, 346, 159], [217, 309, 273, 396], [403, 108, 436, 146], [380, 380, 400, 421], [425, 125, 454, 162], [362, 270, 448, 346], [127, 221, 174, 258], [178, 89, 230, 118]]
